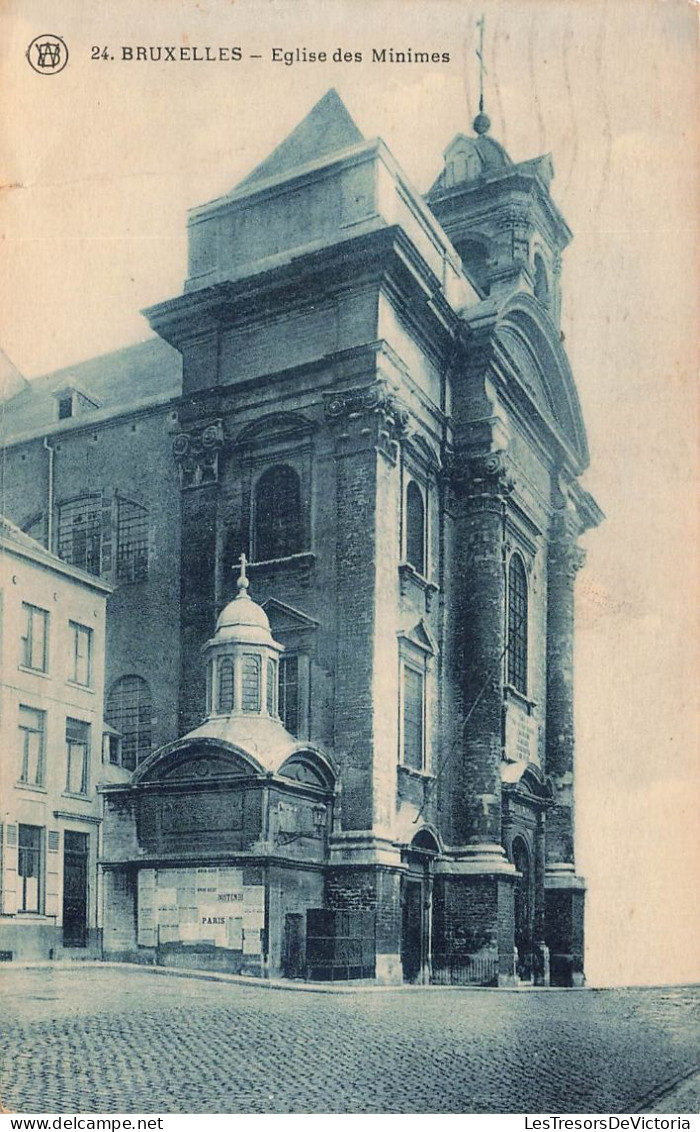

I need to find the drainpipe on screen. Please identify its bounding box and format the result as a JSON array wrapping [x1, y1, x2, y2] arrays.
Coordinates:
[[43, 436, 54, 550]]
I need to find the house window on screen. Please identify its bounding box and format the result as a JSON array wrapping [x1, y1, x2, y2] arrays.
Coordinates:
[[65, 718, 90, 795], [402, 664, 425, 771], [405, 481, 426, 575], [217, 658, 234, 713], [69, 622, 92, 686], [18, 824, 43, 913], [18, 706, 46, 787], [57, 395, 74, 420], [507, 554, 529, 694], [116, 497, 149, 583], [279, 656, 299, 735], [57, 495, 102, 576], [254, 465, 303, 561], [266, 659, 277, 716], [241, 654, 261, 712], [104, 675, 152, 772], [103, 732, 121, 766], [21, 603, 49, 672]]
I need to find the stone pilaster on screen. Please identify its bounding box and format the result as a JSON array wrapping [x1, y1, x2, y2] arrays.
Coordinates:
[[173, 419, 225, 735], [533, 812, 548, 985], [545, 518, 585, 866], [324, 382, 407, 833]]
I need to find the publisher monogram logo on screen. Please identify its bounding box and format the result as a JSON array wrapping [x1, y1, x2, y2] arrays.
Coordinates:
[[26, 34, 69, 75]]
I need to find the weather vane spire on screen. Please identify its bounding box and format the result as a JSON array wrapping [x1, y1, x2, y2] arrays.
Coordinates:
[[473, 14, 491, 135], [476, 14, 486, 113]]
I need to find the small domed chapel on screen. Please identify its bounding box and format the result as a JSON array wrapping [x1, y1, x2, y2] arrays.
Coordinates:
[[2, 90, 602, 984]]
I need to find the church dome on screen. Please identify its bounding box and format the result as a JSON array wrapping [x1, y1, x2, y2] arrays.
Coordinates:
[[213, 556, 274, 646]]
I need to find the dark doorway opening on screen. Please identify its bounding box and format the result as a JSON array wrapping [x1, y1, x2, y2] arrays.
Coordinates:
[[62, 831, 89, 947], [513, 836, 533, 980], [401, 878, 423, 983], [282, 913, 305, 979]]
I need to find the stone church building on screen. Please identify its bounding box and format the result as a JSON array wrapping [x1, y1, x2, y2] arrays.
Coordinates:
[[0, 91, 601, 985]]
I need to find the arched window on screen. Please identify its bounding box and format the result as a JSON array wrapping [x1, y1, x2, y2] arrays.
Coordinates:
[[241, 654, 261, 712], [266, 659, 277, 716], [105, 675, 152, 771], [507, 555, 528, 694], [206, 660, 214, 714], [405, 481, 425, 576], [254, 465, 303, 561], [533, 254, 550, 305], [217, 658, 234, 713]]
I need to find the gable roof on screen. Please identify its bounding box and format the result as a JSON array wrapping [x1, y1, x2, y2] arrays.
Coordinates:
[[235, 88, 364, 191], [0, 337, 182, 442]]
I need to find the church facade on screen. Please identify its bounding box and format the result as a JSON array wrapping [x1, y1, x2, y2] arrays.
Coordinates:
[[0, 91, 601, 985]]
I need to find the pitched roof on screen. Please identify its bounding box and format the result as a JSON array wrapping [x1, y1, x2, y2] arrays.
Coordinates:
[[0, 349, 29, 401], [236, 88, 364, 191], [0, 513, 111, 592], [0, 337, 182, 441]]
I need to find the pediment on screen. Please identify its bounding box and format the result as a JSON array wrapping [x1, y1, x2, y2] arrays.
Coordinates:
[[501, 759, 554, 804], [497, 326, 558, 423], [493, 293, 589, 471], [160, 751, 247, 782], [133, 738, 264, 784], [235, 412, 315, 448], [405, 432, 441, 474], [278, 751, 335, 791], [398, 618, 438, 655], [263, 598, 319, 634]]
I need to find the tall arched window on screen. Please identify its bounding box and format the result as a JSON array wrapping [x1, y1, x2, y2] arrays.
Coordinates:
[[254, 465, 303, 561], [241, 654, 261, 713], [507, 555, 528, 694], [533, 254, 550, 305], [217, 658, 234, 713], [405, 481, 425, 576], [105, 675, 152, 771]]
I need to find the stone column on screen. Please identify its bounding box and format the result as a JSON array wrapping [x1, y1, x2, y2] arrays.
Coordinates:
[[432, 450, 517, 987], [453, 451, 512, 854], [545, 509, 586, 986]]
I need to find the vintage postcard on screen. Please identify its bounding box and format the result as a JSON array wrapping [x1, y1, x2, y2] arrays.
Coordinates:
[[0, 0, 697, 1117]]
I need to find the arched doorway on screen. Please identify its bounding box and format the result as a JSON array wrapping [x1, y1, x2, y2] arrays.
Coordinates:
[[512, 836, 534, 981], [401, 828, 439, 984]]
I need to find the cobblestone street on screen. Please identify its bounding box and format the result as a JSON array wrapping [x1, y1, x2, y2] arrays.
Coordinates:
[[0, 966, 698, 1115]]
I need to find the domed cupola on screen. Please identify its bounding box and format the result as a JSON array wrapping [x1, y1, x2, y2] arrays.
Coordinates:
[[203, 554, 284, 720]]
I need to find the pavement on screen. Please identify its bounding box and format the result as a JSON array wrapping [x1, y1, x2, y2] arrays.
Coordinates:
[[0, 963, 698, 1115]]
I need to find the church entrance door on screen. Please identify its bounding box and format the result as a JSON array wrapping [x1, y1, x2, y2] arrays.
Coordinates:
[[62, 831, 88, 948]]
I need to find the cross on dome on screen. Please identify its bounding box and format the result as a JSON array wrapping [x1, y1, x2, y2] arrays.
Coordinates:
[[237, 552, 250, 593]]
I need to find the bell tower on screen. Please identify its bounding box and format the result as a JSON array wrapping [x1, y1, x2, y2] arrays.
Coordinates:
[[425, 24, 571, 326]]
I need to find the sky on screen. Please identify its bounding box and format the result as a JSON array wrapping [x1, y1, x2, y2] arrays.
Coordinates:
[[1, 0, 697, 986]]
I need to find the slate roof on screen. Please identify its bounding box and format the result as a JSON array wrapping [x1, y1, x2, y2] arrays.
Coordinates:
[[234, 88, 364, 192], [0, 337, 182, 442]]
